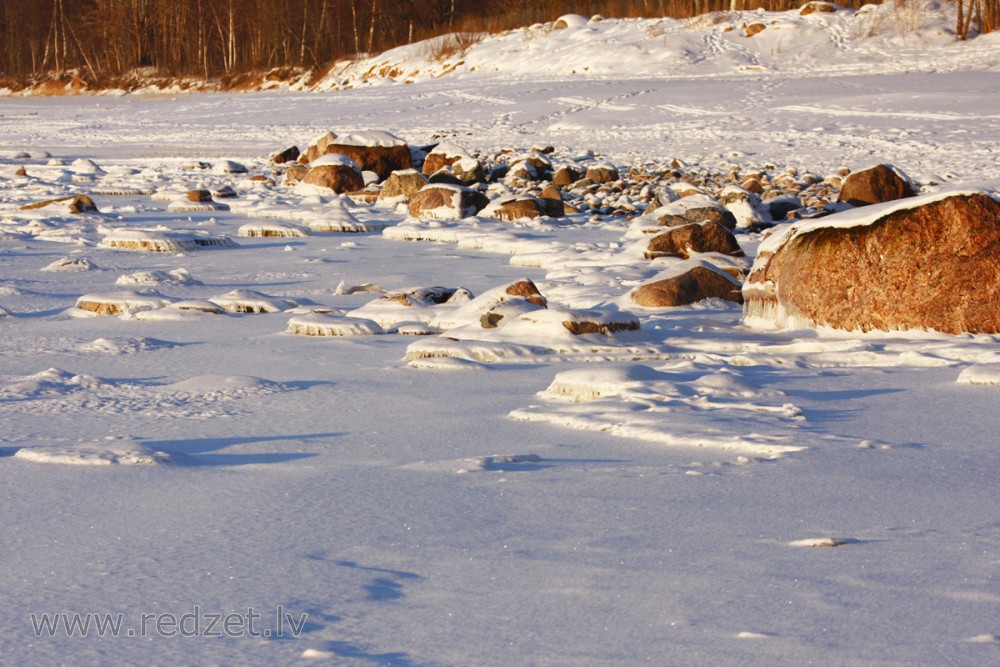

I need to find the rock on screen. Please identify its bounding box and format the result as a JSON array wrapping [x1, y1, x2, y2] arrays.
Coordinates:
[[652, 194, 737, 230], [538, 185, 567, 217], [837, 164, 917, 207], [282, 164, 310, 186], [481, 194, 548, 221], [799, 1, 839, 15], [298, 154, 366, 193], [745, 22, 767, 37], [186, 189, 214, 202], [644, 222, 744, 260], [631, 265, 744, 307], [316, 131, 411, 180], [212, 159, 247, 174], [554, 14, 589, 29], [585, 163, 619, 184], [743, 192, 1000, 334], [302, 131, 337, 164], [505, 279, 547, 307], [20, 195, 99, 214], [552, 165, 584, 186], [377, 169, 428, 204], [269, 145, 300, 165], [408, 184, 489, 220], [719, 185, 773, 229], [422, 142, 483, 184]]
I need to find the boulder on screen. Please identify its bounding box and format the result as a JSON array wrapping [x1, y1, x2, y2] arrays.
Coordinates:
[[408, 184, 489, 220], [585, 163, 619, 184], [644, 222, 744, 260], [552, 165, 584, 186], [745, 23, 767, 37], [743, 192, 1000, 334], [538, 185, 567, 217], [481, 195, 548, 221], [631, 265, 744, 307], [799, 1, 839, 15], [320, 131, 411, 180], [377, 169, 428, 204], [20, 195, 98, 214], [837, 164, 916, 207], [186, 189, 213, 202], [719, 185, 772, 229], [652, 194, 737, 230], [301, 163, 365, 193], [269, 145, 300, 165], [302, 131, 337, 164], [282, 164, 310, 186], [422, 142, 481, 183]]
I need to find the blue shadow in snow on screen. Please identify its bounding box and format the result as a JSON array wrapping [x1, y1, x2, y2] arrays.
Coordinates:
[[145, 432, 341, 466]]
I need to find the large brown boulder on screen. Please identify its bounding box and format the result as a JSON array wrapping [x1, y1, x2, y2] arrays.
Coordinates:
[[644, 222, 744, 260], [324, 143, 411, 181], [301, 164, 365, 193], [837, 164, 916, 207], [408, 184, 489, 220], [631, 265, 744, 307], [743, 193, 1000, 334]]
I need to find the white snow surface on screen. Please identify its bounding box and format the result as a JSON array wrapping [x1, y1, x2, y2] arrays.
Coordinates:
[[1, 5, 999, 666]]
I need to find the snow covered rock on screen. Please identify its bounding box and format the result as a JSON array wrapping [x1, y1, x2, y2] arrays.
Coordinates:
[[377, 169, 428, 205], [296, 153, 367, 194], [743, 192, 1000, 333], [209, 289, 298, 313], [719, 185, 773, 229], [408, 183, 489, 220], [837, 164, 917, 207], [269, 145, 300, 165], [322, 131, 412, 180], [99, 228, 237, 252], [799, 1, 840, 15], [74, 290, 174, 316], [286, 313, 385, 336], [652, 194, 737, 230], [20, 195, 99, 214], [481, 194, 550, 221], [644, 222, 744, 260], [585, 162, 620, 184], [631, 263, 744, 307]]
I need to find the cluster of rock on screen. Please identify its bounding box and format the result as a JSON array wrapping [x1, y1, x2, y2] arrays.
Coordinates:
[[267, 129, 1000, 334]]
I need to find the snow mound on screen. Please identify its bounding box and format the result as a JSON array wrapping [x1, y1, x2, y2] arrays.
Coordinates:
[[788, 537, 853, 548], [115, 268, 198, 286], [157, 374, 284, 395], [0, 368, 105, 399], [286, 312, 385, 336], [14, 437, 172, 465], [78, 337, 178, 354], [41, 256, 98, 272], [956, 363, 1000, 385], [511, 364, 805, 456]]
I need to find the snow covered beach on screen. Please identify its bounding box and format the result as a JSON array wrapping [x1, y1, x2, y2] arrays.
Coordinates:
[[2, 5, 999, 666]]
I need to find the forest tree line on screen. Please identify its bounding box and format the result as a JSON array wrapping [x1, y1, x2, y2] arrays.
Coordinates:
[[0, 0, 996, 85]]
